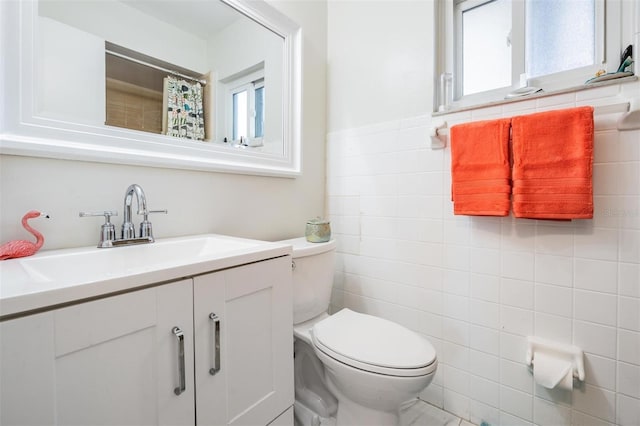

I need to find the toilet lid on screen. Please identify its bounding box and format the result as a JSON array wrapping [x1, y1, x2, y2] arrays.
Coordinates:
[[311, 309, 437, 376]]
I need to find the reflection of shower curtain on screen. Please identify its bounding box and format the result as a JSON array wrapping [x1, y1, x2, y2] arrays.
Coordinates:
[[163, 76, 205, 141]]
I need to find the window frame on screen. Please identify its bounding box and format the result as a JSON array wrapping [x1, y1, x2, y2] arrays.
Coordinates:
[[438, 0, 621, 110]]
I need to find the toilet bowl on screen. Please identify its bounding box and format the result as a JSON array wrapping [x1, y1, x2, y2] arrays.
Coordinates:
[[281, 237, 438, 426]]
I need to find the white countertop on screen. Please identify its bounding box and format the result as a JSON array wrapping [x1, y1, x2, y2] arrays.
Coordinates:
[[0, 234, 292, 319]]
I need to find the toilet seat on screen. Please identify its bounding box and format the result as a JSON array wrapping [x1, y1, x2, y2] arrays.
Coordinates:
[[311, 309, 437, 377]]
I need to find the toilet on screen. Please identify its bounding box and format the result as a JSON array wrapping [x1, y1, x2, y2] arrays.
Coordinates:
[[280, 237, 437, 426]]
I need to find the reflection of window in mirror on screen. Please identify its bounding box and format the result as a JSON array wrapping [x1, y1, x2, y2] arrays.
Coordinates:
[[233, 90, 248, 140], [105, 43, 209, 141], [255, 84, 265, 138], [223, 64, 265, 145], [442, 0, 619, 106]]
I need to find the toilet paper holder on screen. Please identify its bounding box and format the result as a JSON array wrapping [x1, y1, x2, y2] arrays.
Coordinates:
[[525, 336, 585, 382]]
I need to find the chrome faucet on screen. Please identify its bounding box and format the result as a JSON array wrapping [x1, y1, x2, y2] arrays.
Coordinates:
[[121, 183, 167, 242], [80, 184, 167, 248], [122, 184, 148, 239]]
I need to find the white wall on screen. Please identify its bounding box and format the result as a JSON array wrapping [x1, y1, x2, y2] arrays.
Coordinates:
[[327, 0, 434, 131], [327, 1, 640, 425], [37, 17, 105, 124], [0, 0, 327, 249]]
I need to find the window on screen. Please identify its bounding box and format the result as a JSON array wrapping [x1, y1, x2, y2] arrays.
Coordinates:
[[525, 0, 598, 78], [225, 67, 265, 144], [254, 83, 265, 138], [457, 0, 512, 96], [232, 89, 248, 140], [438, 0, 623, 108]]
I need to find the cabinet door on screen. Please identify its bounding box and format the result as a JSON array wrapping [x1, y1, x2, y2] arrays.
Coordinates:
[[0, 311, 56, 426], [194, 256, 293, 426], [0, 280, 195, 426]]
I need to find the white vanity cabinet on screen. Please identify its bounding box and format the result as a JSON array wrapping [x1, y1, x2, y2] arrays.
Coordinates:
[[0, 255, 293, 426], [194, 256, 293, 425], [0, 279, 196, 426]]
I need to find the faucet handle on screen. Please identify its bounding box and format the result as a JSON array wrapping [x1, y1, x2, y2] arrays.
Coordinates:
[[79, 211, 118, 248], [139, 209, 167, 241], [79, 210, 118, 219], [136, 209, 168, 215]]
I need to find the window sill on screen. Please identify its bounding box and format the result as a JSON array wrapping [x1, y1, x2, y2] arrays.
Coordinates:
[[432, 75, 638, 117]]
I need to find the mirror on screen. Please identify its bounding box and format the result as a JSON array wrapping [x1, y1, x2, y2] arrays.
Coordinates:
[[0, 0, 301, 177]]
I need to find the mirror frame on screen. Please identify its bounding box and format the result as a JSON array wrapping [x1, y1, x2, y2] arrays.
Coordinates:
[[0, 0, 302, 177]]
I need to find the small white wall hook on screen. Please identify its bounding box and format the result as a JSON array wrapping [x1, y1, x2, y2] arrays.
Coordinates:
[[431, 121, 448, 149]]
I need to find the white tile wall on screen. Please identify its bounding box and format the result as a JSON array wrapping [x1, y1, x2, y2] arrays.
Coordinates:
[[574, 258, 618, 293], [535, 313, 572, 342], [574, 289, 618, 326], [533, 397, 572, 426], [618, 329, 640, 365], [617, 361, 640, 399], [583, 353, 617, 391], [571, 410, 615, 426], [535, 284, 573, 317], [327, 81, 640, 425], [617, 394, 640, 426], [500, 385, 533, 421], [535, 254, 573, 287]]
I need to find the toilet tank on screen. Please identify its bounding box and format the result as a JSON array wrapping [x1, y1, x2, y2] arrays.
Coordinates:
[[279, 237, 337, 324]]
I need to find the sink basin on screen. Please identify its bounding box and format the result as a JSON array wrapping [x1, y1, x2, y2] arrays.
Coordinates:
[[0, 234, 291, 318], [18, 235, 261, 283]]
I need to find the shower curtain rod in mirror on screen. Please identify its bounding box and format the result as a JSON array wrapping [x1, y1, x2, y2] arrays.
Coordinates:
[[105, 49, 207, 85]]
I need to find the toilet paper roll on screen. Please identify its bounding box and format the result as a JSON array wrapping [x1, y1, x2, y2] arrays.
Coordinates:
[[533, 352, 573, 390]]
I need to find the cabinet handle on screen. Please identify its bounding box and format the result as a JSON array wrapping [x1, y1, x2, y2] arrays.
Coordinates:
[[209, 313, 221, 375], [172, 326, 186, 395]]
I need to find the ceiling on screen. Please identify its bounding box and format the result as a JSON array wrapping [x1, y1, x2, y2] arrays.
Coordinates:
[[120, 0, 243, 39]]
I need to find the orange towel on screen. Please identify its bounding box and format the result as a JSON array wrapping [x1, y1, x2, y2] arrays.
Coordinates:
[[511, 106, 594, 219], [450, 118, 512, 216]]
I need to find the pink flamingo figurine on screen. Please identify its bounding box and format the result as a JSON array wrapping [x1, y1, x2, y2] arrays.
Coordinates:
[[0, 210, 50, 260]]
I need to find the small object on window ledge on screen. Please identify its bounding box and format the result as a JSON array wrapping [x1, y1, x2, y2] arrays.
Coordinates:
[[617, 45, 633, 72], [617, 56, 634, 73], [505, 86, 543, 99], [585, 71, 633, 84]]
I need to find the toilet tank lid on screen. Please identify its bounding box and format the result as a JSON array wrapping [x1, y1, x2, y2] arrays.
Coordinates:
[[278, 237, 336, 258]]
